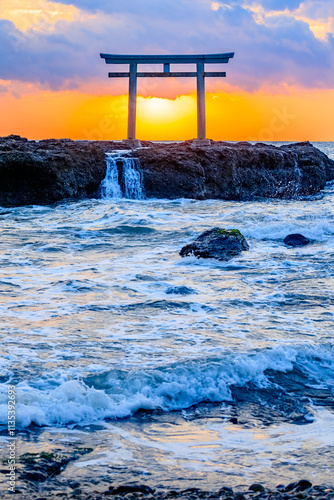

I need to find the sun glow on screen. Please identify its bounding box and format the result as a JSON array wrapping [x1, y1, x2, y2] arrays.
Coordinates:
[[0, 86, 333, 142], [136, 95, 197, 140], [138, 96, 195, 127], [139, 97, 179, 121]]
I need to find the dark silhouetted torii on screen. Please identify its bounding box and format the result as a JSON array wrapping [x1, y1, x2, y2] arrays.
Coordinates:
[[100, 52, 234, 147]]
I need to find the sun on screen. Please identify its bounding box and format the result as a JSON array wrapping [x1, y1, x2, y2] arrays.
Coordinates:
[[136, 95, 197, 140], [139, 97, 175, 120], [138, 95, 195, 124]]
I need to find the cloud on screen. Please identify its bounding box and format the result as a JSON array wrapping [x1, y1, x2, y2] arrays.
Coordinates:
[[255, 0, 303, 10], [0, 0, 333, 93], [52, 0, 206, 18]]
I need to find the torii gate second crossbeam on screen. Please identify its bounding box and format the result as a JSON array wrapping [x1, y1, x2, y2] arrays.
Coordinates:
[[100, 52, 234, 147]]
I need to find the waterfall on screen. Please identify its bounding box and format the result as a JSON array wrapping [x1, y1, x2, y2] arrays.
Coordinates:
[[99, 151, 145, 200], [290, 157, 303, 197]]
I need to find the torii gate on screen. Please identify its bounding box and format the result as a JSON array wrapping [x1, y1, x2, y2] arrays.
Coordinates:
[[100, 52, 234, 147]]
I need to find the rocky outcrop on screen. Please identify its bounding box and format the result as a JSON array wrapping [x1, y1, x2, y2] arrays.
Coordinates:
[[136, 141, 334, 200], [0, 135, 333, 206], [180, 228, 249, 261], [0, 136, 107, 206]]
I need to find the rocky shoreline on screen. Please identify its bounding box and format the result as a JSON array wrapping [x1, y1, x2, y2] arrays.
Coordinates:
[[3, 444, 333, 499], [0, 135, 333, 206], [4, 480, 334, 500]]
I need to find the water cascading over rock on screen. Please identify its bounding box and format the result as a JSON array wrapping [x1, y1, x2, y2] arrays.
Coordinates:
[[99, 151, 145, 200]]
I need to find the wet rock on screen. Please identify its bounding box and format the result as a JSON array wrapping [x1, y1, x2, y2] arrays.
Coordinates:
[[229, 417, 238, 424], [19, 451, 70, 482], [235, 494, 246, 500], [181, 488, 203, 495], [249, 484, 265, 493], [283, 234, 310, 247], [137, 140, 334, 200], [19, 448, 92, 484], [180, 228, 249, 261], [0, 137, 106, 207], [1, 136, 333, 206], [285, 482, 298, 492], [110, 485, 155, 496], [295, 481, 313, 492], [219, 487, 234, 495]]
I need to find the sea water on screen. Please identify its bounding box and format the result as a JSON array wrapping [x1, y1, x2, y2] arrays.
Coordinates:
[[0, 143, 333, 493]]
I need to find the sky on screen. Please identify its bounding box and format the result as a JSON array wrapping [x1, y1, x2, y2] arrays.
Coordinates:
[[0, 0, 333, 141]]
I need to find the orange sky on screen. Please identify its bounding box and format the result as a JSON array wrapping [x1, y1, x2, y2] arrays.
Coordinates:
[[1, 86, 333, 142]]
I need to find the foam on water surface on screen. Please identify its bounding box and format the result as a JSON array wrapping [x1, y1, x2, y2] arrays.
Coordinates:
[[0, 344, 333, 427]]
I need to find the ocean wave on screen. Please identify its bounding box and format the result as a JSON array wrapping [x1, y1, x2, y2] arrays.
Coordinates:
[[243, 220, 334, 242], [0, 344, 333, 428]]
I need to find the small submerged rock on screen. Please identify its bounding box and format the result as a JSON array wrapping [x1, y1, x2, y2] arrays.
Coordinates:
[[180, 228, 249, 261], [165, 286, 197, 295], [284, 233, 310, 247], [19, 448, 92, 483], [285, 480, 313, 492], [109, 484, 155, 495]]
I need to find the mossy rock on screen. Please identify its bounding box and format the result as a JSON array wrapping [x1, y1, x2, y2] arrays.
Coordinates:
[[19, 448, 93, 483], [217, 228, 243, 237], [180, 227, 249, 261]]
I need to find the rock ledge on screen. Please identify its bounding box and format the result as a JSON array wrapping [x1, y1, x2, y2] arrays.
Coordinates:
[[0, 136, 333, 206]]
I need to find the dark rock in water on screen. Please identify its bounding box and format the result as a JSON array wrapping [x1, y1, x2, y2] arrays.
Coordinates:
[[181, 488, 202, 494], [109, 484, 155, 495], [285, 482, 298, 492], [165, 285, 197, 295], [249, 484, 265, 493], [0, 136, 333, 206], [229, 417, 238, 424], [234, 494, 246, 500], [219, 486, 234, 495], [295, 480, 313, 491], [180, 228, 249, 261], [284, 233, 310, 247], [19, 448, 92, 484]]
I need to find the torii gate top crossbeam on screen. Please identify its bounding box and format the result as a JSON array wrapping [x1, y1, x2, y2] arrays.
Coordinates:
[[100, 52, 234, 146], [100, 53, 234, 64]]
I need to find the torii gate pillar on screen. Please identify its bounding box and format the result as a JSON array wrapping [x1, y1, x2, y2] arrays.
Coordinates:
[[194, 62, 210, 147], [100, 52, 234, 148], [127, 63, 141, 148]]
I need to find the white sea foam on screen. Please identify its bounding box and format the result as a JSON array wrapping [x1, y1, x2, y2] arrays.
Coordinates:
[[1, 345, 333, 428], [243, 220, 334, 242]]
